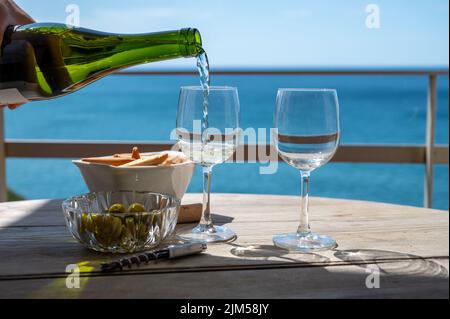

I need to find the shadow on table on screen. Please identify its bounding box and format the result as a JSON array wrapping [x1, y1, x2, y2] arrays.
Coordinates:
[[334, 248, 449, 278], [227, 245, 448, 279], [210, 213, 234, 226], [229, 244, 331, 264]]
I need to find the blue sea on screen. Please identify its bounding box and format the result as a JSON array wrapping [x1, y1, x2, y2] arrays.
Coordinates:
[[4, 73, 449, 209]]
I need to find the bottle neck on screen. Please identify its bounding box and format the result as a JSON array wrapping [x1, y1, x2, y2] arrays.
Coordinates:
[[100, 28, 203, 72], [65, 27, 203, 88], [118, 28, 203, 58]]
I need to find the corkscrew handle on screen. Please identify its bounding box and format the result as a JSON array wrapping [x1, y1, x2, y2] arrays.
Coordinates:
[[168, 242, 207, 259]]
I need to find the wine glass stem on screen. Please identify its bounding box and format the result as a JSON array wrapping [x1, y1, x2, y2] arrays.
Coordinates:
[[298, 171, 311, 234], [199, 165, 214, 229]]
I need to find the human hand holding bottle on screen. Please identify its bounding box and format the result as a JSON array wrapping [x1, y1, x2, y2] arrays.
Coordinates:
[[0, 0, 34, 109]]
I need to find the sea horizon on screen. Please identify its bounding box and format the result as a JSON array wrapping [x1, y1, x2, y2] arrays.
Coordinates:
[[124, 63, 450, 72]]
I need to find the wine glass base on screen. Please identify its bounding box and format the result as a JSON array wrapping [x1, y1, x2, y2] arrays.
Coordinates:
[[181, 225, 236, 243], [273, 232, 337, 253]]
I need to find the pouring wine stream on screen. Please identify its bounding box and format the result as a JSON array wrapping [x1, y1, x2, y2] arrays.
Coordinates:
[[196, 50, 211, 142], [195, 50, 213, 231]]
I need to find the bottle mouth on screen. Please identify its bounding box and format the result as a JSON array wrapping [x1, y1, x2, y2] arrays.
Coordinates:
[[179, 28, 203, 57]]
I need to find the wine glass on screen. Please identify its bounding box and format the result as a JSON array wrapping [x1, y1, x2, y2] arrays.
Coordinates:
[[273, 88, 340, 252], [176, 86, 240, 242]]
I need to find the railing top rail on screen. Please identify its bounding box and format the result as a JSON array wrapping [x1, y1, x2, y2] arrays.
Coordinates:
[[115, 69, 450, 76], [3, 139, 449, 164]]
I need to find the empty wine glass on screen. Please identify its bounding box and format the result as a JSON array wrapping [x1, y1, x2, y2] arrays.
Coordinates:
[[176, 86, 240, 242], [273, 88, 340, 252]]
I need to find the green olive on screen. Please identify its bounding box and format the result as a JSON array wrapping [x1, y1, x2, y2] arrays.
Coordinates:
[[109, 216, 124, 240], [138, 214, 153, 242], [128, 203, 146, 213], [80, 213, 88, 234], [120, 216, 137, 244], [92, 214, 123, 247], [108, 203, 126, 214], [80, 213, 95, 233]]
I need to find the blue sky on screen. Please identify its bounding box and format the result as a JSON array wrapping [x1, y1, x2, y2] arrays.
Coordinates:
[[15, 0, 449, 68]]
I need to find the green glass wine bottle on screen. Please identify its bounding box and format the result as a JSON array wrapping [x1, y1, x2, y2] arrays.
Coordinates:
[[0, 23, 203, 105]]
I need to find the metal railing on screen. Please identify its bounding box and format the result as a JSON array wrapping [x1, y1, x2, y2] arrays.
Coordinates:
[[0, 69, 448, 207]]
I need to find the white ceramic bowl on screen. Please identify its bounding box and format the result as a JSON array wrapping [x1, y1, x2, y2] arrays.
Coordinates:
[[73, 151, 195, 200]]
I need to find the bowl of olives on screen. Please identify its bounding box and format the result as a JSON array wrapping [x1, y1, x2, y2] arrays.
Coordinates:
[[62, 191, 180, 253]]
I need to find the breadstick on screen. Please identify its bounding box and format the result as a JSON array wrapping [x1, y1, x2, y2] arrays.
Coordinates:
[[120, 153, 169, 167], [160, 153, 186, 166], [131, 147, 141, 159], [81, 157, 135, 166], [159, 153, 176, 166], [113, 153, 132, 158], [113, 147, 141, 159]]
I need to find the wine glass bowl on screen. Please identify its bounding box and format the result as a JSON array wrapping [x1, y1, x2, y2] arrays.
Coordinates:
[[176, 86, 240, 243], [273, 88, 340, 252]]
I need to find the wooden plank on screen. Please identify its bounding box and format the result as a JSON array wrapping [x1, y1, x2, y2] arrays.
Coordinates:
[[1, 194, 448, 227], [4, 140, 174, 158], [234, 144, 449, 164], [0, 259, 447, 299], [333, 145, 426, 163], [0, 199, 201, 228], [0, 195, 447, 280], [0, 199, 63, 227], [435, 145, 449, 164], [4, 140, 449, 164]]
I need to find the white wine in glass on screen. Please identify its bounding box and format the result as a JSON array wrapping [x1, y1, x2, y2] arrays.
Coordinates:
[[177, 86, 240, 243]]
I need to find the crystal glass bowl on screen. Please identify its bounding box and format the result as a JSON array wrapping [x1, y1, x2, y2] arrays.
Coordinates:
[[62, 191, 180, 253]]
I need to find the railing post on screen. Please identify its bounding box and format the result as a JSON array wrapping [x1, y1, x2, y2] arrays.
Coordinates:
[[424, 74, 438, 208], [0, 108, 7, 202]]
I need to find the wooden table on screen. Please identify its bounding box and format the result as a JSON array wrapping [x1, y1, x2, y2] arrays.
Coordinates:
[[0, 194, 448, 299]]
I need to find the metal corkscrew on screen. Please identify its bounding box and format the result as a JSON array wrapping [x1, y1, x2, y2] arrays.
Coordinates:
[[101, 242, 207, 273]]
